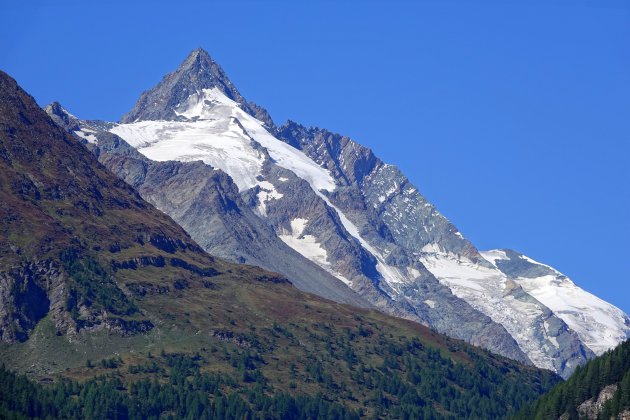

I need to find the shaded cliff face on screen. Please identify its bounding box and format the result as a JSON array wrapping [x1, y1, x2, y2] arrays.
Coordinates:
[[0, 70, 272, 342]]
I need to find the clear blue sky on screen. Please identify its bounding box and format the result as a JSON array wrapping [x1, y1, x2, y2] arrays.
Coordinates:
[[1, 0, 629, 314]]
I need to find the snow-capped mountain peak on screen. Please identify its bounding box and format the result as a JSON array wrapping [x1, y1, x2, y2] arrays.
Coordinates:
[[51, 48, 630, 379]]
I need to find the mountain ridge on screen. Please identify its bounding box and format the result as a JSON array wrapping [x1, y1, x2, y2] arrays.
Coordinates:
[[51, 99, 534, 367]]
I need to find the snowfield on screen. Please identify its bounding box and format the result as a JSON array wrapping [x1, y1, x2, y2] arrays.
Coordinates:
[[481, 250, 630, 356], [421, 251, 563, 371], [112, 88, 335, 193]]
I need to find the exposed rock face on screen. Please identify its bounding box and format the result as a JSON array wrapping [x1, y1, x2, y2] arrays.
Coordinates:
[[0, 261, 56, 342], [277, 121, 593, 377], [277, 122, 486, 263], [578, 384, 618, 420]]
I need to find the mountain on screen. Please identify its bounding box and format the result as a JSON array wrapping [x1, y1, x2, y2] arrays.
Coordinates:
[[0, 70, 561, 418], [48, 51, 532, 367], [513, 339, 630, 420], [46, 48, 629, 378]]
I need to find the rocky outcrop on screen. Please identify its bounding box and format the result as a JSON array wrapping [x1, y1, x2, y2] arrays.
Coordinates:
[[0, 261, 57, 342], [578, 384, 619, 420]]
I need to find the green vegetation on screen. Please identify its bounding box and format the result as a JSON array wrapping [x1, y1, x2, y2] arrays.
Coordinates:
[[0, 292, 559, 419], [0, 333, 558, 420], [0, 253, 561, 419], [61, 249, 138, 319], [0, 361, 357, 420], [513, 339, 630, 420]]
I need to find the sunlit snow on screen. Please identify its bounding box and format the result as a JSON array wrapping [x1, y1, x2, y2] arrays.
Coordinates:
[[481, 250, 630, 355], [279, 218, 352, 286], [110, 88, 336, 193]]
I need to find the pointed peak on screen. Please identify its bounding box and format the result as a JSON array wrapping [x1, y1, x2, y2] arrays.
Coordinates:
[[45, 101, 70, 115], [187, 47, 212, 60], [44, 101, 81, 132], [121, 49, 274, 126], [180, 48, 216, 70], [44, 101, 77, 120]]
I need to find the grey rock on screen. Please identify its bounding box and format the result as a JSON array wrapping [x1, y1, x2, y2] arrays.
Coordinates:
[[277, 121, 490, 265], [578, 384, 618, 420], [493, 249, 559, 279]]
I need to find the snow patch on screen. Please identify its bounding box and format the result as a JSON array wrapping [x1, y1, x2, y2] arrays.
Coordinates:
[[408, 267, 421, 279], [279, 218, 352, 286], [74, 129, 98, 144], [289, 218, 308, 236], [480, 249, 508, 266], [421, 243, 443, 254], [110, 119, 265, 191], [515, 273, 629, 355], [256, 180, 283, 216]]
